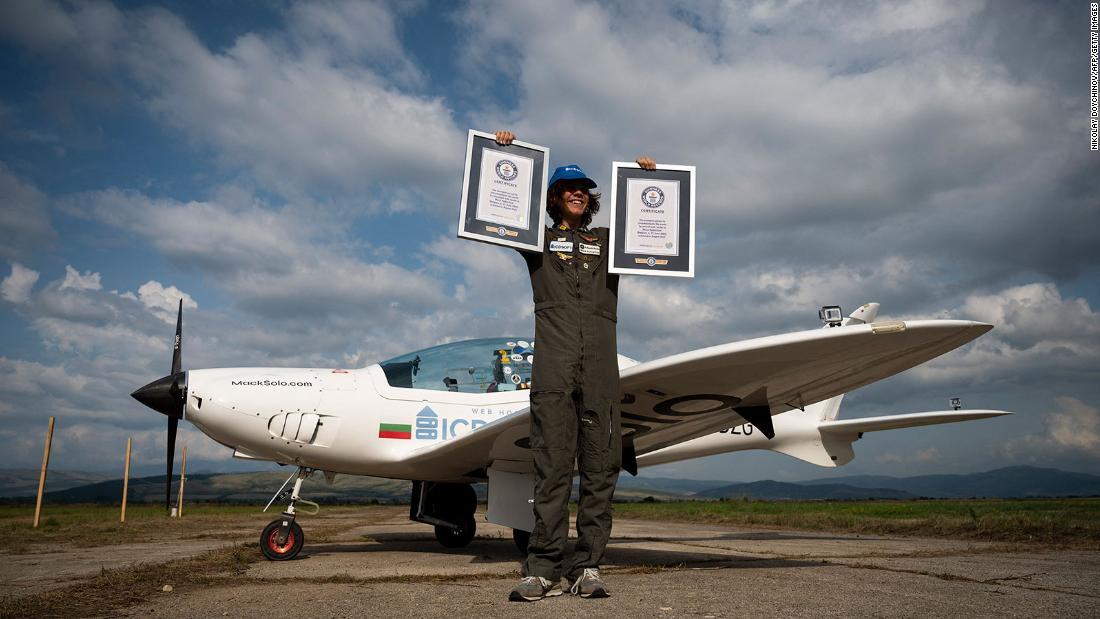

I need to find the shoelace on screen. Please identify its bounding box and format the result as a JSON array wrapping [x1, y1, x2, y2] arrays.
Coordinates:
[[522, 576, 551, 589], [570, 568, 600, 594]]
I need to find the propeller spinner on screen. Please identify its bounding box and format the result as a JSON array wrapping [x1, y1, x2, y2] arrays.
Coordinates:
[[130, 299, 187, 512]]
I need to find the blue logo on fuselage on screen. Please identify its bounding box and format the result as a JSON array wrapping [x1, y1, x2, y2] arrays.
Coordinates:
[[414, 405, 488, 441]]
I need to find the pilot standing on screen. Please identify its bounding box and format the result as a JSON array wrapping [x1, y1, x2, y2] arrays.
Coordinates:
[[495, 130, 656, 602]]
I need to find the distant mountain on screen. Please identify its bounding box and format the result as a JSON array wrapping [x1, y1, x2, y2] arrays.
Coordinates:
[[800, 466, 1100, 498], [2, 471, 412, 504], [695, 480, 915, 500], [0, 469, 111, 497], [4, 465, 1096, 504], [616, 476, 731, 496]]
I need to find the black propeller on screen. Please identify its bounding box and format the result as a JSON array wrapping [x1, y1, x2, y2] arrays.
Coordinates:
[[130, 299, 187, 512]]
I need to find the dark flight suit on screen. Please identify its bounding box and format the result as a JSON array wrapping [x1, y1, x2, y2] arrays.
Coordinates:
[[521, 223, 623, 581]]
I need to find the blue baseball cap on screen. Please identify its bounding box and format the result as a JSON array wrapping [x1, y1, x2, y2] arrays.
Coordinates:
[[548, 164, 597, 189]]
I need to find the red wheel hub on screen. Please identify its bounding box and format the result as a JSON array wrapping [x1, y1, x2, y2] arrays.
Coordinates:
[[266, 528, 296, 554]]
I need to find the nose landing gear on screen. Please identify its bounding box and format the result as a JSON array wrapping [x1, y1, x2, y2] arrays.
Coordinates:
[[260, 467, 319, 561]]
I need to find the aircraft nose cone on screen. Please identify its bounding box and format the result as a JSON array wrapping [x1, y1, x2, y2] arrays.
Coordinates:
[[131, 372, 186, 417]]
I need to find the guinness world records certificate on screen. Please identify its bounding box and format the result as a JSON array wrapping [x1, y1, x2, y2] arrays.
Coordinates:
[[608, 162, 696, 277], [458, 130, 549, 252]]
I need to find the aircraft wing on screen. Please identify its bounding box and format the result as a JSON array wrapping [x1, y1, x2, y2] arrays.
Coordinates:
[[398, 319, 991, 481], [617, 319, 992, 456], [818, 409, 1011, 435]]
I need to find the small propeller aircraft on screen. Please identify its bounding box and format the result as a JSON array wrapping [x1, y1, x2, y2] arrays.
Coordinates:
[[131, 301, 1009, 560]]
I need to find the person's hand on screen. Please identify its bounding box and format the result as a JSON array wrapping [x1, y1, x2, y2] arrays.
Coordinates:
[[636, 156, 656, 170], [495, 130, 515, 145]]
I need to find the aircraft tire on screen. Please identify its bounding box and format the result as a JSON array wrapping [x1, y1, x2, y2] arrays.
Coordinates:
[[260, 519, 304, 561], [435, 514, 476, 548], [512, 528, 530, 554]]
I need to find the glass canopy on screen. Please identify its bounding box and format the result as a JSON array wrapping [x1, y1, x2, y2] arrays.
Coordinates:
[[379, 337, 535, 393]]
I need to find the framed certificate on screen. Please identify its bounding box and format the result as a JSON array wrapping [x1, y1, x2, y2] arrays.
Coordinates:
[[608, 162, 696, 277], [457, 130, 549, 252]]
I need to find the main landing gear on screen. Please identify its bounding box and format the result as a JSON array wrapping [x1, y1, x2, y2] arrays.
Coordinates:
[[260, 467, 319, 561], [409, 481, 478, 548]]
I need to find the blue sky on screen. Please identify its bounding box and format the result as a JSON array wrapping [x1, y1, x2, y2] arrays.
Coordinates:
[[1, 0, 1097, 481]]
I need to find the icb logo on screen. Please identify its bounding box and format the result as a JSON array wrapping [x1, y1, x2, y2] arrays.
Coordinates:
[[496, 159, 518, 181], [415, 406, 438, 440], [642, 186, 664, 208]]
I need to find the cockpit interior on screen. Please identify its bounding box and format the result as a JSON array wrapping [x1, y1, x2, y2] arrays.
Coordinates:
[[380, 337, 535, 393]]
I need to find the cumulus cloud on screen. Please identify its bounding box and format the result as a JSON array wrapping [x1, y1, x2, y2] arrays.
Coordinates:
[[458, 0, 1099, 289], [65, 188, 451, 322], [1, 262, 39, 303], [8, 2, 463, 208], [1003, 397, 1100, 462], [137, 281, 198, 323], [912, 283, 1100, 385], [59, 265, 102, 291]]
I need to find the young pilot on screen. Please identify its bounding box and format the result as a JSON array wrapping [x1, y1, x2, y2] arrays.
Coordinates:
[[494, 130, 656, 601]]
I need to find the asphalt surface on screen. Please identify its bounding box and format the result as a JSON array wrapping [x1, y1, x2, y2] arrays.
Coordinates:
[[150, 512, 1097, 617], [8, 509, 1098, 617]]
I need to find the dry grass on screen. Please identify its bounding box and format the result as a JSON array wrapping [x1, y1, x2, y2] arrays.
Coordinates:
[[2, 503, 404, 554], [1, 543, 258, 618], [613, 498, 1100, 548]]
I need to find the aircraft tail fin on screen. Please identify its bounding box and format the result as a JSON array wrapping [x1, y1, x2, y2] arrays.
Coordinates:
[[818, 409, 1012, 435], [766, 399, 1011, 468]]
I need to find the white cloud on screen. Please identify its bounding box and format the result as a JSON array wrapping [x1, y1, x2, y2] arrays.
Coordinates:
[[1002, 397, 1100, 463], [59, 265, 102, 291], [137, 281, 198, 323], [913, 282, 1100, 384], [118, 5, 462, 206], [958, 283, 1100, 346], [1044, 397, 1100, 452], [457, 0, 1097, 287], [1, 262, 39, 303], [286, 0, 424, 86]]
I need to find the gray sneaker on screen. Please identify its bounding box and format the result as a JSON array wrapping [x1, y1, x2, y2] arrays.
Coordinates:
[[568, 568, 610, 598], [509, 576, 563, 602]]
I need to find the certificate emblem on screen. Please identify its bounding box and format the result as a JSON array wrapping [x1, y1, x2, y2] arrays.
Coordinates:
[[495, 159, 519, 181], [641, 186, 665, 208]]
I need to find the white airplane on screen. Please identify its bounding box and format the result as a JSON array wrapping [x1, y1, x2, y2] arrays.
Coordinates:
[[131, 302, 1010, 560]]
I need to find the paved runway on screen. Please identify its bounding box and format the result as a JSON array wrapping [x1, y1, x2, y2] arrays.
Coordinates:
[[112, 510, 1098, 618]]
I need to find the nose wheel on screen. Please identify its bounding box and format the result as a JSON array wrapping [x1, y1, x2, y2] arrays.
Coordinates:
[[261, 518, 304, 560], [259, 467, 318, 561]]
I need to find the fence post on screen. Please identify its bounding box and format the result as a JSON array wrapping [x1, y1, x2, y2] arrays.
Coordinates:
[[176, 445, 187, 518], [33, 417, 56, 528], [121, 436, 132, 523]]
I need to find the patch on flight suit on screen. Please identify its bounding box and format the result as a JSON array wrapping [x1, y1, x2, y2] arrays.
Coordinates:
[[579, 243, 600, 255], [549, 240, 574, 253]]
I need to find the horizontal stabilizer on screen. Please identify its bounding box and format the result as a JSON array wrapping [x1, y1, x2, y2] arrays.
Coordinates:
[[819, 409, 1011, 435]]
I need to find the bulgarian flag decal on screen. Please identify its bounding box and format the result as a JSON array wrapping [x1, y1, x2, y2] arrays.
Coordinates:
[[378, 422, 412, 439]]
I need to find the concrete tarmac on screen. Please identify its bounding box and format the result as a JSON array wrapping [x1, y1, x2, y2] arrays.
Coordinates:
[[112, 509, 1098, 618]]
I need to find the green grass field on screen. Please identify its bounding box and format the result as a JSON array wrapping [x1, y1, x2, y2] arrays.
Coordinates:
[[613, 498, 1100, 547]]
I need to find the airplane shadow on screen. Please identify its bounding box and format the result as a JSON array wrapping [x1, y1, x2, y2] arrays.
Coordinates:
[[291, 531, 827, 571]]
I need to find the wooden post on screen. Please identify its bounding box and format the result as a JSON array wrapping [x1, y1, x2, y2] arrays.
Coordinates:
[[33, 417, 55, 528], [176, 445, 187, 518], [121, 437, 132, 523]]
